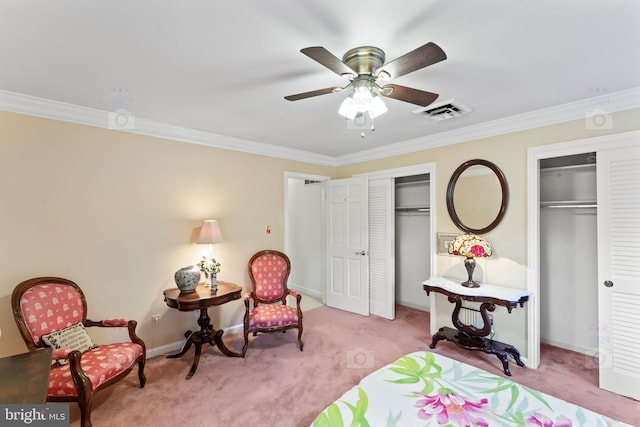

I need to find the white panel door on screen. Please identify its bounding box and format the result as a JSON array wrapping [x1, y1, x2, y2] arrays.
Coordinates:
[[368, 178, 395, 319], [597, 145, 640, 400], [325, 177, 369, 315]]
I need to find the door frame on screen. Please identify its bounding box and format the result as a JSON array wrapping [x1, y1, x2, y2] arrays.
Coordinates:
[[355, 162, 437, 326], [284, 171, 331, 301], [526, 129, 640, 369]]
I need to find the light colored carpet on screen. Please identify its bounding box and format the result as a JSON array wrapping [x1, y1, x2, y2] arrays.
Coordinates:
[[67, 304, 639, 426]]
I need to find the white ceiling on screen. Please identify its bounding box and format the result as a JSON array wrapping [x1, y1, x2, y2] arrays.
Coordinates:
[[1, 1, 639, 163]]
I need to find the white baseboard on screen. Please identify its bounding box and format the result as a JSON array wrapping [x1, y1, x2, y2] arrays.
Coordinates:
[[289, 282, 321, 299], [224, 322, 244, 336], [397, 300, 429, 312], [146, 341, 184, 359], [541, 338, 591, 356]]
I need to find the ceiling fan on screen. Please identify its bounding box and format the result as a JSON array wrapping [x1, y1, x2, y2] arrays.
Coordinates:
[[284, 42, 447, 124]]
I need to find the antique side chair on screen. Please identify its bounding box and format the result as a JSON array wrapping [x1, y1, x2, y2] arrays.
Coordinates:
[[243, 250, 303, 356], [11, 277, 146, 427]]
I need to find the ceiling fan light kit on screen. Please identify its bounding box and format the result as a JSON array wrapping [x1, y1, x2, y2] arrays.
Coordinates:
[[337, 76, 388, 120], [285, 42, 447, 134]]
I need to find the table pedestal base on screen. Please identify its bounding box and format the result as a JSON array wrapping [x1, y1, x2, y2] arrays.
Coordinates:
[[430, 326, 525, 376], [167, 307, 242, 379]]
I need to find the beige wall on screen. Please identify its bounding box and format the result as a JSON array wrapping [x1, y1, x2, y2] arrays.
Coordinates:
[[2, 107, 639, 358], [0, 111, 334, 357]]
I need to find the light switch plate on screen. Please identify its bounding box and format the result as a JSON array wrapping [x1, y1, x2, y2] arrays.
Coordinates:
[[437, 232, 459, 255]]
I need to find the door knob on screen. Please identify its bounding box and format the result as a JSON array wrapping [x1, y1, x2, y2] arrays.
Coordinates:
[[355, 251, 367, 256], [603, 280, 614, 288]]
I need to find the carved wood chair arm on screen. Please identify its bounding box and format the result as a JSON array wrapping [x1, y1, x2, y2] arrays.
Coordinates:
[[85, 318, 128, 327], [243, 292, 255, 309], [286, 290, 302, 308], [67, 350, 94, 395], [126, 320, 146, 349], [84, 319, 145, 349]]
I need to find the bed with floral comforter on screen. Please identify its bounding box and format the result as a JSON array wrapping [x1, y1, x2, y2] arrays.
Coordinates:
[[312, 351, 629, 427]]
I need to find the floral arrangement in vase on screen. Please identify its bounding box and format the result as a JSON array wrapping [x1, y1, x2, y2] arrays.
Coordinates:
[[197, 256, 221, 288]]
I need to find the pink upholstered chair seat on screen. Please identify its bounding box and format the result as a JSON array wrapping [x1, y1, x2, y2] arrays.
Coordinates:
[[248, 304, 300, 330], [49, 342, 144, 397]]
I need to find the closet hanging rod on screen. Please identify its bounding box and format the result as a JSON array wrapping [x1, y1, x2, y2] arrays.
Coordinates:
[[395, 180, 430, 186], [540, 200, 597, 209], [540, 163, 596, 173], [395, 206, 430, 213]]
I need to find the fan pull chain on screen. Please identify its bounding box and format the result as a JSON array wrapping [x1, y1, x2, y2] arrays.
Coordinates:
[[361, 115, 376, 138]]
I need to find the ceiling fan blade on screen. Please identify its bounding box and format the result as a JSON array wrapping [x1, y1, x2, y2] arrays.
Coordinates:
[[381, 84, 439, 107], [284, 86, 341, 101], [300, 47, 358, 78], [376, 42, 447, 80]]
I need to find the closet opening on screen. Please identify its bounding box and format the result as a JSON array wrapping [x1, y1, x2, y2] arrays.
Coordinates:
[[539, 152, 597, 356], [394, 173, 431, 312]]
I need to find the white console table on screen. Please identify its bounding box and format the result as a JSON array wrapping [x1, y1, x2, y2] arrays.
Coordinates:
[[423, 277, 529, 376]]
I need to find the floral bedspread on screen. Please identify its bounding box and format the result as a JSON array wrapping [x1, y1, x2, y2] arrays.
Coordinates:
[[312, 351, 629, 427]]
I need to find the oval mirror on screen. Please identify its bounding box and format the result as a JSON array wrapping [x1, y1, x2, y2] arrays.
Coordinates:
[[446, 159, 508, 234]]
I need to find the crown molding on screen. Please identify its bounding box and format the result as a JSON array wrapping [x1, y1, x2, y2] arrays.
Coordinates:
[[2, 87, 638, 169], [336, 86, 640, 166], [0, 90, 338, 168]]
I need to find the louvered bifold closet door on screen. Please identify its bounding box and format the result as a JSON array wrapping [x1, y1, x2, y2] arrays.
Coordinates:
[[368, 178, 395, 320], [597, 145, 640, 400]]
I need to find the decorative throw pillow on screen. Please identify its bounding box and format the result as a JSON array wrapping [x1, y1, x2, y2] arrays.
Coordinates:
[[41, 322, 97, 365]]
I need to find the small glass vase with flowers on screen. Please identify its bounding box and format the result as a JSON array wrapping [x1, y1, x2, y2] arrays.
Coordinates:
[[197, 256, 221, 290]]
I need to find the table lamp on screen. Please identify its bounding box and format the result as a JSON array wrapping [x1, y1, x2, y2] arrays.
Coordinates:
[[448, 234, 492, 288], [197, 220, 223, 287], [197, 220, 223, 247]]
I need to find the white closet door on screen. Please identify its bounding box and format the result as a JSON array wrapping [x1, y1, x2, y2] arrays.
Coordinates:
[[597, 145, 640, 400], [368, 178, 394, 319]]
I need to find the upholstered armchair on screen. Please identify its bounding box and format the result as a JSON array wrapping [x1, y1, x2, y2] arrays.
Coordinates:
[[243, 250, 303, 356], [11, 277, 146, 427]]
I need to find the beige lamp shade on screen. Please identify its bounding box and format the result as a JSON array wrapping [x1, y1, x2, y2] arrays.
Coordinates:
[[197, 220, 223, 245]]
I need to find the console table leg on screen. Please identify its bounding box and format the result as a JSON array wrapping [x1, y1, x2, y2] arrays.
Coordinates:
[[429, 330, 447, 349], [504, 345, 526, 368], [497, 353, 512, 376]]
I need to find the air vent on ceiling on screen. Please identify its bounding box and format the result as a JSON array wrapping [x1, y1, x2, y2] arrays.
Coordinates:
[[413, 99, 471, 121]]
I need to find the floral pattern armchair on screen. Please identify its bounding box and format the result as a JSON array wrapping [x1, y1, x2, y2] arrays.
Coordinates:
[[11, 277, 146, 427], [243, 250, 303, 356]]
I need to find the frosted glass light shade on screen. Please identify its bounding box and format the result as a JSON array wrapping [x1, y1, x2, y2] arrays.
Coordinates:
[[338, 87, 387, 120]]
